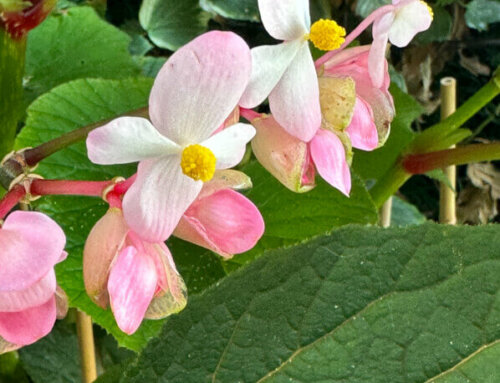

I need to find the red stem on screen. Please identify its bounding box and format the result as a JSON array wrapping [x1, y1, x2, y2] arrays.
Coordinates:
[[113, 174, 137, 195], [239, 107, 261, 122], [0, 184, 26, 219], [30, 179, 110, 197]]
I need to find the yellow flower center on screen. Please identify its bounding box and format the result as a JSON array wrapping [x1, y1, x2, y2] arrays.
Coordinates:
[[180, 144, 216, 182], [308, 19, 346, 51], [420, 1, 433, 19]]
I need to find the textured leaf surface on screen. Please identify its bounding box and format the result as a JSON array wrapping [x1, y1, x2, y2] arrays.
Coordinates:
[[24, 7, 140, 104], [139, 0, 209, 51], [228, 161, 378, 267], [15, 78, 162, 351], [112, 223, 500, 383], [19, 322, 81, 383]]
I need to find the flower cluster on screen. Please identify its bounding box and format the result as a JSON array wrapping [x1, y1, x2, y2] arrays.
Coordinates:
[[0, 0, 432, 346]]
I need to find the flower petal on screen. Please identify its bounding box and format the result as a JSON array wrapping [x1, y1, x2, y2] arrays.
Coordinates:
[[201, 123, 255, 169], [0, 296, 56, 346], [369, 12, 393, 88], [0, 336, 19, 354], [310, 129, 351, 196], [0, 211, 65, 292], [87, 117, 180, 165], [108, 246, 157, 335], [389, 1, 432, 47], [149, 31, 251, 145], [144, 243, 187, 320], [269, 43, 321, 142], [198, 170, 253, 200], [83, 208, 128, 308], [0, 270, 56, 312], [123, 156, 203, 242], [239, 41, 302, 109], [258, 0, 310, 40], [55, 286, 68, 320], [345, 97, 378, 151], [175, 189, 264, 258], [250, 114, 315, 193]]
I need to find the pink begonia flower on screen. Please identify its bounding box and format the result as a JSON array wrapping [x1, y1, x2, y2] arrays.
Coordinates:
[[87, 31, 255, 243], [319, 45, 395, 149], [174, 170, 265, 258], [246, 110, 351, 196], [369, 0, 433, 87], [239, 0, 347, 142], [0, 211, 68, 353], [83, 208, 187, 335]]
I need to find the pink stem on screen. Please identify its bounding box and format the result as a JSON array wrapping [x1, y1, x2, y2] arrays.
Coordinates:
[[315, 4, 394, 68], [107, 192, 123, 209], [30, 179, 110, 197], [239, 107, 261, 122], [0, 185, 26, 220]]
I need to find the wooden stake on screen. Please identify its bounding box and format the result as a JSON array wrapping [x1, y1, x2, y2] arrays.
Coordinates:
[[76, 310, 97, 383], [439, 77, 457, 224], [380, 197, 393, 228]]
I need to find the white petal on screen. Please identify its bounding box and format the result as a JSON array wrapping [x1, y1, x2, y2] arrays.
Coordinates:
[[258, 0, 310, 40], [87, 117, 180, 165], [269, 43, 321, 142], [239, 41, 302, 109], [389, 1, 432, 47], [368, 34, 389, 88], [122, 157, 202, 242], [201, 123, 256, 169], [149, 31, 251, 145]]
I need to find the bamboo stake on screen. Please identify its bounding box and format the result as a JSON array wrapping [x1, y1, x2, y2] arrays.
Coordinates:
[[379, 197, 393, 228], [76, 310, 97, 383], [439, 77, 457, 224]]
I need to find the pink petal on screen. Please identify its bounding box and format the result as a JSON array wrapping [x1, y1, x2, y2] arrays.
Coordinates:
[[83, 208, 129, 308], [201, 123, 255, 169], [389, 1, 432, 47], [108, 246, 158, 335], [258, 0, 310, 41], [87, 117, 180, 165], [0, 211, 65, 292], [149, 31, 251, 145], [0, 296, 56, 346], [250, 113, 315, 193], [269, 43, 321, 142], [144, 243, 187, 319], [369, 12, 394, 88], [310, 129, 351, 196], [123, 157, 203, 242], [239, 41, 302, 109], [174, 189, 265, 258], [0, 269, 56, 312], [346, 97, 378, 151]]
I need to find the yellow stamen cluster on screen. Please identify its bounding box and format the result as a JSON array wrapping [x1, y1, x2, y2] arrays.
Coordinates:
[[308, 19, 346, 51], [180, 144, 216, 182], [420, 1, 433, 19]]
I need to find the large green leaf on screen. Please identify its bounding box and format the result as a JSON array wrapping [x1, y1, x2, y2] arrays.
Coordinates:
[[465, 0, 500, 31], [228, 162, 378, 268], [104, 223, 500, 383], [139, 0, 209, 51], [14, 78, 163, 351], [353, 84, 424, 182], [200, 0, 259, 21], [24, 7, 140, 104]]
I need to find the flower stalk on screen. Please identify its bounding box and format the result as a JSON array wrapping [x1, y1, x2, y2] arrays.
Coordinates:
[[0, 184, 25, 220]]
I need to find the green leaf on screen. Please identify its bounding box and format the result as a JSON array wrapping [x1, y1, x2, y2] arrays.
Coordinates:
[[391, 196, 427, 226], [19, 322, 81, 383], [227, 161, 378, 267], [106, 223, 500, 383], [465, 0, 500, 31], [425, 169, 455, 192], [353, 84, 424, 182], [200, 0, 260, 21], [133, 56, 167, 78], [14, 78, 164, 351], [24, 7, 140, 104], [139, 0, 209, 51], [355, 0, 390, 18], [310, 0, 331, 22]]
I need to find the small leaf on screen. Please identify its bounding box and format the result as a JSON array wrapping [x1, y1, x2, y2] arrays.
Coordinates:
[[465, 0, 500, 31], [391, 196, 427, 226], [139, 0, 210, 51]]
